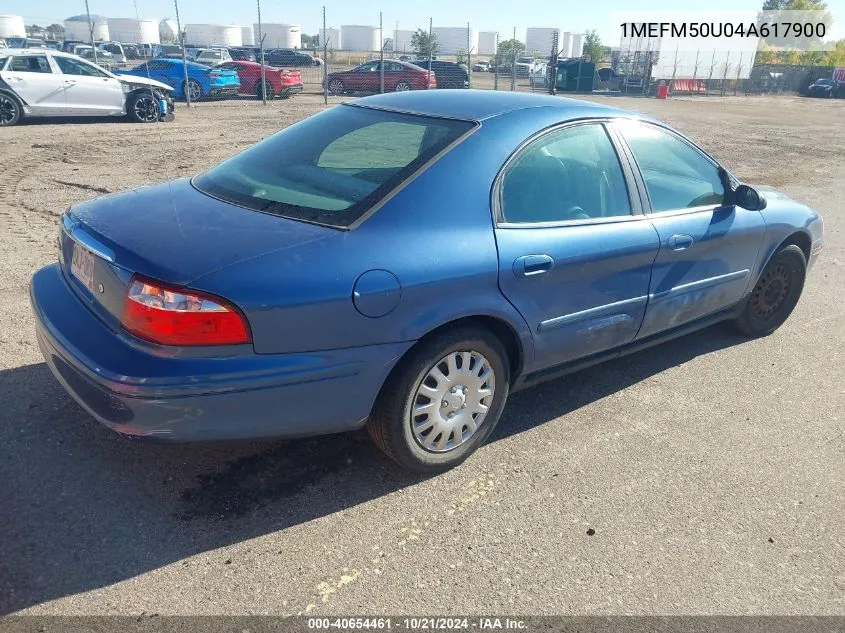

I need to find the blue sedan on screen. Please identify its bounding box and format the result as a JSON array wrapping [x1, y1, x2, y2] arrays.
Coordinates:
[[31, 91, 824, 472], [122, 58, 240, 100]]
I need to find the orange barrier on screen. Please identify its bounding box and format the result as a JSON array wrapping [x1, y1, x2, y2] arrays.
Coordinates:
[[671, 79, 707, 94]]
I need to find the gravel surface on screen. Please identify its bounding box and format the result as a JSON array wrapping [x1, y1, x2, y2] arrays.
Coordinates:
[[0, 93, 842, 616]]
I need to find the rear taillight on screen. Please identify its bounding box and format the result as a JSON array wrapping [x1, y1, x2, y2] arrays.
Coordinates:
[[121, 276, 251, 346]]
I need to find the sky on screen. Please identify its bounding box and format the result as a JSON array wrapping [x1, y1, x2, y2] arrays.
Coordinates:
[[9, 0, 845, 44]]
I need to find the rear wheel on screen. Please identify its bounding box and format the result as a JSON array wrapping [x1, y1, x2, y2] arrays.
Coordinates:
[[255, 80, 275, 100], [394, 80, 412, 92], [183, 78, 203, 101], [732, 244, 806, 337], [126, 92, 159, 123], [328, 78, 345, 95], [367, 326, 510, 472], [0, 92, 22, 127]]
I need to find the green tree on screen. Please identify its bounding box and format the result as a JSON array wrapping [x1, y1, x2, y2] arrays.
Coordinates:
[[583, 30, 604, 62], [411, 29, 438, 58], [496, 38, 525, 65], [757, 0, 833, 64], [822, 38, 845, 65]]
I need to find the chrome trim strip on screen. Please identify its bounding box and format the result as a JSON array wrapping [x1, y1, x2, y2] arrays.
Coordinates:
[[650, 269, 749, 301], [538, 295, 648, 332], [68, 226, 116, 263]]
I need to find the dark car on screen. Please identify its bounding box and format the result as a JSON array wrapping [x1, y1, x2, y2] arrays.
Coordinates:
[[410, 59, 468, 89], [805, 78, 842, 98], [326, 59, 435, 94], [229, 47, 257, 62], [266, 49, 320, 67]]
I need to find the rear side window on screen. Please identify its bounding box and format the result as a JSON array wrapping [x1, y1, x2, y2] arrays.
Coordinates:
[[194, 105, 473, 228], [7, 55, 52, 73], [501, 123, 632, 223]]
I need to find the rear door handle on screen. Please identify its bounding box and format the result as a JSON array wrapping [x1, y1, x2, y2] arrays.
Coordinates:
[[513, 254, 554, 277], [667, 234, 694, 251], [64, 79, 77, 85]]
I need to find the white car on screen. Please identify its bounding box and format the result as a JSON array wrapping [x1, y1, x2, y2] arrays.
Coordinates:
[[0, 49, 175, 126], [194, 48, 232, 66]]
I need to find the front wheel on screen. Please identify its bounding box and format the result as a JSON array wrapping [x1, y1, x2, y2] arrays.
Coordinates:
[[0, 92, 22, 127], [732, 244, 806, 337], [126, 92, 160, 123], [328, 78, 345, 95], [183, 78, 203, 102], [367, 326, 510, 472]]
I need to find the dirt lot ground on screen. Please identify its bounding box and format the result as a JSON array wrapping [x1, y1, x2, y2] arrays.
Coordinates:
[[0, 93, 843, 616]]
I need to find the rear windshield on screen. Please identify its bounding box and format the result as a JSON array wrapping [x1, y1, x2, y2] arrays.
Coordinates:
[[193, 105, 473, 228]]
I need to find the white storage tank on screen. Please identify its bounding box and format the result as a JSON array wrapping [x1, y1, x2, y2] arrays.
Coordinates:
[[185, 24, 243, 47], [571, 33, 584, 58], [560, 32, 573, 57], [319, 27, 341, 50], [107, 18, 159, 44], [340, 25, 380, 52], [525, 27, 560, 56], [431, 26, 473, 55], [477, 31, 497, 56], [0, 15, 26, 39], [64, 14, 110, 42], [257, 24, 302, 49], [240, 25, 254, 46], [392, 29, 413, 54], [159, 19, 178, 43]]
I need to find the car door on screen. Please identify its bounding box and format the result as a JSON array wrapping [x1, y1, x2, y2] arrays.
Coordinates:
[[0, 54, 66, 115], [53, 55, 124, 115], [613, 120, 767, 338], [494, 121, 660, 371]]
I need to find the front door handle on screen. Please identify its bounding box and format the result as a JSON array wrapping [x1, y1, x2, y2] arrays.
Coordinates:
[[513, 254, 554, 277], [667, 234, 694, 251]]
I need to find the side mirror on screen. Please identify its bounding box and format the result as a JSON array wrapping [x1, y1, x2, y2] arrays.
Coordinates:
[[733, 184, 767, 211]]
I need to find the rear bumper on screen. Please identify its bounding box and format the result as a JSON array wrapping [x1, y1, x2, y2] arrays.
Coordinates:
[[279, 83, 304, 96], [31, 264, 412, 442], [209, 85, 240, 96]]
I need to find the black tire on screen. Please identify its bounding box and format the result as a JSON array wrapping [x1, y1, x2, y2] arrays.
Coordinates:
[[126, 91, 160, 123], [0, 91, 22, 127], [255, 80, 275, 100], [328, 78, 345, 95], [732, 244, 806, 337], [368, 326, 510, 473], [182, 78, 203, 102]]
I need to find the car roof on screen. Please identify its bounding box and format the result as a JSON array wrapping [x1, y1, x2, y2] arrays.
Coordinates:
[[0, 48, 77, 58], [353, 89, 635, 122]]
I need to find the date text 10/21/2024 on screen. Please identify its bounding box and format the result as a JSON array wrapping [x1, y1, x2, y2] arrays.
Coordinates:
[[307, 618, 528, 630]]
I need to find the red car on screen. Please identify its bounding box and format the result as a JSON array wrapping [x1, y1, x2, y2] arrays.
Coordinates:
[[218, 61, 303, 99], [326, 59, 436, 95]]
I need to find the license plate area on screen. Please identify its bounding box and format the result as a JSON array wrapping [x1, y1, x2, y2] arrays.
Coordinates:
[[71, 242, 96, 292]]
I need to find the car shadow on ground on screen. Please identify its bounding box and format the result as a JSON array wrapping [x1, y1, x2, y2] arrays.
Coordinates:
[[0, 323, 746, 614]]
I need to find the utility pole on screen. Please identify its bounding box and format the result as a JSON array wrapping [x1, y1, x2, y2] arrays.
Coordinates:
[[511, 26, 516, 91], [174, 0, 190, 106], [379, 12, 384, 94], [323, 6, 328, 104], [428, 17, 433, 89], [84, 0, 98, 66], [494, 31, 499, 90], [257, 0, 266, 105]]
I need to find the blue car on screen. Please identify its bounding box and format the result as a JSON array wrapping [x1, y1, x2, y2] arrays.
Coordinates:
[[123, 58, 239, 100], [31, 91, 824, 472]]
